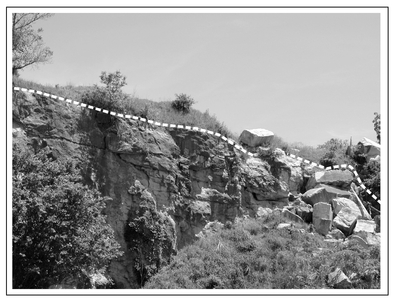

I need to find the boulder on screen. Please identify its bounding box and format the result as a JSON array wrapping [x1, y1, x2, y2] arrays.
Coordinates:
[[327, 268, 351, 289], [239, 128, 274, 147], [353, 219, 376, 234], [349, 189, 372, 220], [256, 207, 272, 218], [327, 228, 346, 240], [317, 184, 352, 198], [282, 209, 304, 224], [347, 235, 369, 249], [332, 197, 362, 218], [271, 149, 304, 193], [306, 170, 354, 191], [374, 215, 380, 233], [277, 223, 292, 230], [313, 202, 333, 236], [364, 233, 381, 247], [294, 205, 313, 223], [332, 207, 358, 236], [302, 186, 337, 206]]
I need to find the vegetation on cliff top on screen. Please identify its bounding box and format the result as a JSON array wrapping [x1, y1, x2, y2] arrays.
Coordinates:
[[144, 215, 380, 289], [13, 74, 236, 140]]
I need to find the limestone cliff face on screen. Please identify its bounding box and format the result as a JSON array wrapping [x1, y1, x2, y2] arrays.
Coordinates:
[[12, 91, 304, 288]]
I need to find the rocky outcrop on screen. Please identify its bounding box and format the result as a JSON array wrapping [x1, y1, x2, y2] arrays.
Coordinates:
[[306, 170, 354, 190], [239, 128, 274, 147], [12, 91, 305, 288]]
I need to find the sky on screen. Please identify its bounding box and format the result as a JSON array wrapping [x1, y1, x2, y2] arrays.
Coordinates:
[[16, 10, 382, 146]]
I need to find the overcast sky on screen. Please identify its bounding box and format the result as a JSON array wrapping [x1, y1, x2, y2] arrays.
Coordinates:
[[17, 10, 381, 146]]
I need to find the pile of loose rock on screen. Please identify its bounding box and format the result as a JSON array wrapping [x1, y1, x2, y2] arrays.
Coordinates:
[[257, 168, 380, 247]]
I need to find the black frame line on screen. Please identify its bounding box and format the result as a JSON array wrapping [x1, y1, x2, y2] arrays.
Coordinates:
[[6, 5, 389, 296]]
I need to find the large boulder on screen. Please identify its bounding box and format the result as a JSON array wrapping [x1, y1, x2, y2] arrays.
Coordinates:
[[294, 205, 313, 223], [271, 149, 304, 194], [302, 186, 337, 206], [327, 268, 352, 289], [349, 189, 372, 220], [306, 170, 354, 191], [313, 202, 333, 236], [317, 184, 352, 199], [332, 207, 358, 236], [332, 197, 362, 218], [239, 128, 274, 147], [292, 198, 313, 223], [353, 219, 376, 234]]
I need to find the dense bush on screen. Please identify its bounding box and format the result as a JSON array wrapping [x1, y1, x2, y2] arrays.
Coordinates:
[[171, 93, 195, 114], [317, 138, 352, 167], [145, 216, 380, 289], [81, 71, 128, 112], [12, 146, 123, 289]]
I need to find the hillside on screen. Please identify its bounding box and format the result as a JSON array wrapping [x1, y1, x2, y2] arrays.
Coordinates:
[[12, 79, 381, 290]]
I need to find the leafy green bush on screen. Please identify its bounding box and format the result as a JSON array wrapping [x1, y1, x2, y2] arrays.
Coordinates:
[[12, 146, 123, 289], [317, 138, 352, 167], [171, 93, 195, 114], [81, 71, 129, 112]]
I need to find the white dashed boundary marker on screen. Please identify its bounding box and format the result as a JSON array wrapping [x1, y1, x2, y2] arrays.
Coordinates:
[[13, 86, 380, 204]]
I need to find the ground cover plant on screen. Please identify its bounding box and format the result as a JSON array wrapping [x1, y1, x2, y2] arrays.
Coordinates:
[[144, 215, 380, 289]]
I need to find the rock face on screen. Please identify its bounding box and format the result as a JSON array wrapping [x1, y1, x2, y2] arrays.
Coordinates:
[[306, 170, 354, 190], [239, 128, 274, 147], [12, 92, 305, 288]]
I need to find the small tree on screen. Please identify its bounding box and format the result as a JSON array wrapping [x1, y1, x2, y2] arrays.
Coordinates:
[[12, 13, 54, 76], [81, 71, 127, 112], [373, 112, 380, 144], [171, 93, 195, 114], [100, 71, 127, 103], [13, 146, 123, 289]]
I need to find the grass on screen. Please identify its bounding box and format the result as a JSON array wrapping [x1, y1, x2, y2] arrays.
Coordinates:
[[144, 215, 380, 289], [13, 76, 237, 140]]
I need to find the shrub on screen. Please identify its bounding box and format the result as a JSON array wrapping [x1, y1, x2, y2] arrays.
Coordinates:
[[81, 71, 128, 112], [144, 216, 380, 289], [12, 145, 123, 289], [171, 93, 195, 114], [317, 138, 352, 167]]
